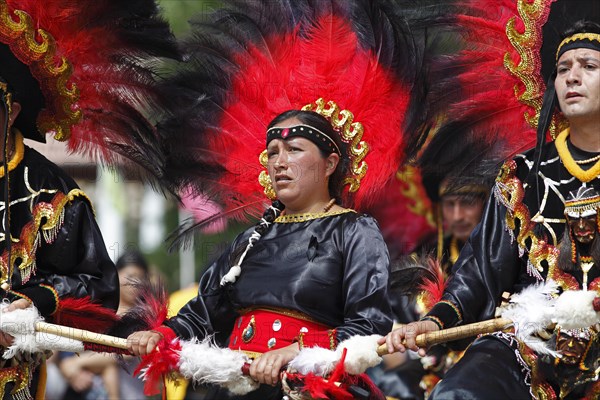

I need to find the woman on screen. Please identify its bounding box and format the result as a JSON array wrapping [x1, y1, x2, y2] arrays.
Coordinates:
[[127, 109, 392, 399]]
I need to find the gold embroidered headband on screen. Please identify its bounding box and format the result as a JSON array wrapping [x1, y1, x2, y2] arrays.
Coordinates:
[[556, 32, 600, 61]]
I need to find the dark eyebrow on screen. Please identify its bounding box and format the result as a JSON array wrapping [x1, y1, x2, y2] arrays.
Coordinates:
[[557, 55, 600, 67]]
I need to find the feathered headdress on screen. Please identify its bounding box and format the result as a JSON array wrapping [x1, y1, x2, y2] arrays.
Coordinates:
[[157, 0, 432, 224], [415, 0, 599, 187], [0, 0, 177, 164]]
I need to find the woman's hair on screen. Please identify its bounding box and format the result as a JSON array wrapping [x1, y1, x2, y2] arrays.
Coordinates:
[[115, 250, 149, 274], [267, 110, 349, 201]]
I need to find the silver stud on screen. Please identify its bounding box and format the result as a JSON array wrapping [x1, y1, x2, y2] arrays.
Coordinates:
[[272, 319, 282, 332], [300, 327, 308, 333], [268, 338, 277, 348]]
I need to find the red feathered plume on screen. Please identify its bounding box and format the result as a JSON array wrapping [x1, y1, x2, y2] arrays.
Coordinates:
[[418, 0, 568, 181], [158, 0, 427, 224], [1, 0, 177, 167], [52, 296, 119, 333], [217, 14, 409, 211]]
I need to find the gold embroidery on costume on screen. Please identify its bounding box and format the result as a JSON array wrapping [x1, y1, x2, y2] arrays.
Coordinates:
[[396, 166, 436, 228], [0, 130, 24, 178], [0, 186, 92, 285], [0, 0, 81, 141], [0, 363, 31, 400], [504, 0, 566, 138], [274, 208, 354, 223], [519, 342, 556, 400], [494, 160, 560, 280]]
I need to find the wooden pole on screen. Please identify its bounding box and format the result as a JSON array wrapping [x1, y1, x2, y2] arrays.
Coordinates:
[[376, 317, 513, 356], [34, 321, 129, 350]]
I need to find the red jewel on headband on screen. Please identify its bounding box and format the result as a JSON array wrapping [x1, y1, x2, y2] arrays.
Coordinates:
[[281, 128, 289, 138]]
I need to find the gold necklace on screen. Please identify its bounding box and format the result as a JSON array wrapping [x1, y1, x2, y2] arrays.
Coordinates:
[[575, 154, 600, 165]]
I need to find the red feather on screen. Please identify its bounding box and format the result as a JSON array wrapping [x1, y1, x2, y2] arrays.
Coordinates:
[[212, 13, 409, 212], [134, 336, 181, 396], [2, 0, 176, 167], [418, 258, 447, 311], [52, 297, 119, 333]]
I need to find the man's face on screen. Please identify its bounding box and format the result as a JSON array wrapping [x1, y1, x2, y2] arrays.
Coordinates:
[[555, 48, 600, 123], [568, 214, 597, 244], [441, 194, 485, 242]]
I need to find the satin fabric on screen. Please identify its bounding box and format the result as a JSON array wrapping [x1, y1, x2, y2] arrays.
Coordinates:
[[1, 146, 119, 314], [427, 141, 600, 398], [165, 211, 392, 399]]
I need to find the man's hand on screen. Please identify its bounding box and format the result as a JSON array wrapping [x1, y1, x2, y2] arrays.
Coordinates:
[[377, 320, 440, 357], [127, 330, 164, 356], [0, 299, 32, 347]]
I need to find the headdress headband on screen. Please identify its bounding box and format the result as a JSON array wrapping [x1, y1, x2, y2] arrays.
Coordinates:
[[266, 124, 342, 156], [564, 186, 600, 218], [556, 32, 600, 60]]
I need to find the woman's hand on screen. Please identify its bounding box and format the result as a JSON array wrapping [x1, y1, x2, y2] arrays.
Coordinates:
[[127, 330, 163, 356], [249, 343, 300, 386], [0, 298, 32, 347], [377, 320, 440, 356]]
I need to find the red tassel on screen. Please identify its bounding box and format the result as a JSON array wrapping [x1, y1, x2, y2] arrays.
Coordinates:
[[53, 297, 119, 332], [134, 336, 182, 396]]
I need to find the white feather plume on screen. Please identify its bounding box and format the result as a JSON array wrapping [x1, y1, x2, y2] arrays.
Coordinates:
[[553, 290, 600, 330], [0, 303, 85, 357], [500, 281, 559, 356], [336, 334, 382, 375], [178, 337, 259, 395], [288, 346, 340, 376]]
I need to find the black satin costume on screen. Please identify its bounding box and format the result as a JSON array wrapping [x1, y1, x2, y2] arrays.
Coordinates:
[[0, 144, 119, 399], [165, 210, 392, 400], [425, 139, 600, 399]]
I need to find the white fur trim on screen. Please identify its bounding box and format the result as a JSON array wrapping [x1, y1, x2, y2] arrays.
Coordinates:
[[553, 290, 600, 329], [288, 346, 339, 376], [177, 337, 259, 395], [336, 335, 382, 375]]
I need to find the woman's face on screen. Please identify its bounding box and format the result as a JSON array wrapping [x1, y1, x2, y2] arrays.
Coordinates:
[[118, 264, 147, 306], [266, 118, 338, 212]]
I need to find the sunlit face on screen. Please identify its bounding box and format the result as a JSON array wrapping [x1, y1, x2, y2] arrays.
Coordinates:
[[266, 118, 338, 212], [555, 48, 600, 123], [568, 214, 597, 244], [441, 194, 485, 242], [118, 264, 147, 307]]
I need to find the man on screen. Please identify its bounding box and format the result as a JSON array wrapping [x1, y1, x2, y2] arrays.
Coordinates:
[[381, 19, 600, 399], [431, 177, 488, 273], [0, 1, 176, 398]]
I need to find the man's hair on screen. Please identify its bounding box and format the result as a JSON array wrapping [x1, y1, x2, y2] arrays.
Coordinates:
[[561, 20, 600, 40]]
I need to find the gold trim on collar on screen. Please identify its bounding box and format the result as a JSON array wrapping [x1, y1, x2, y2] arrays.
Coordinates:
[[0, 129, 24, 178], [555, 129, 600, 183], [275, 208, 354, 223]]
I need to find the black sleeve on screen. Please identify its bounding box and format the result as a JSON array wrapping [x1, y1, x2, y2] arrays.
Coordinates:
[[164, 239, 241, 344], [17, 197, 119, 316], [426, 193, 522, 328], [336, 215, 392, 340]]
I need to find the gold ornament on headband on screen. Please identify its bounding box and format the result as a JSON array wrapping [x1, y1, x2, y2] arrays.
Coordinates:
[[556, 32, 600, 60], [302, 98, 369, 193], [258, 150, 277, 200]]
